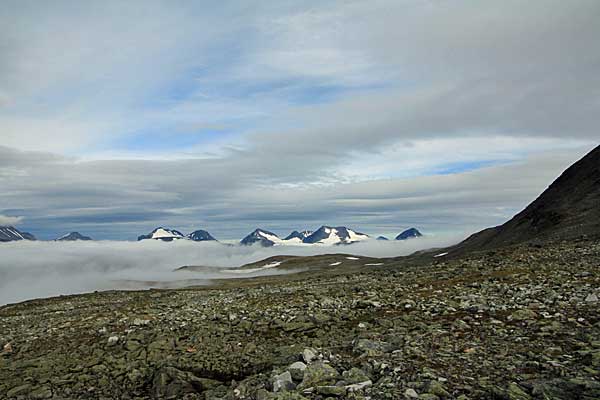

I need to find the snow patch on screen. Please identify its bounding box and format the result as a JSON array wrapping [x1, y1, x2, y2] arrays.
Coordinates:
[[434, 252, 449, 258], [225, 261, 283, 274], [347, 229, 369, 242], [151, 228, 184, 240]]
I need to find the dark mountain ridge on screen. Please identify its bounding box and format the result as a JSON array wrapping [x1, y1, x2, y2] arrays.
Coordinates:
[[56, 232, 93, 241], [395, 228, 422, 240], [187, 230, 216, 242], [447, 145, 600, 255], [240, 229, 280, 247], [0, 226, 36, 242]]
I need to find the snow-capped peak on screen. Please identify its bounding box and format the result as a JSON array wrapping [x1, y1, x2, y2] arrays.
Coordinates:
[[138, 227, 185, 242], [187, 229, 216, 242], [303, 226, 369, 245], [56, 232, 93, 241], [240, 229, 282, 247], [0, 226, 36, 242], [283, 230, 313, 241]]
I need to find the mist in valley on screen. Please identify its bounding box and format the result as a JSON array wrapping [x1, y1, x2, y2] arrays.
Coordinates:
[[0, 234, 462, 305]]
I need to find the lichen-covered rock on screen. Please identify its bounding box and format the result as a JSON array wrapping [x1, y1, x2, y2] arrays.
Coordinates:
[[298, 361, 340, 389], [272, 371, 295, 392], [342, 367, 370, 384], [288, 361, 307, 381]]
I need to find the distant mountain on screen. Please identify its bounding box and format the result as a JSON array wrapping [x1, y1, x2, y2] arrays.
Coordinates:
[[376, 236, 389, 241], [449, 145, 600, 254], [0, 226, 36, 242], [187, 230, 216, 242], [138, 227, 185, 242], [56, 232, 93, 241], [240, 229, 281, 247], [283, 230, 313, 242], [303, 226, 369, 245], [395, 228, 423, 240]]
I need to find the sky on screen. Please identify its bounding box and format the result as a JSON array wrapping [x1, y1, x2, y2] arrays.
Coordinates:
[[0, 0, 598, 240]]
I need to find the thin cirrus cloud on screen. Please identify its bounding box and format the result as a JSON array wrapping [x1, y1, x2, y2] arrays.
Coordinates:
[[0, 1, 598, 239]]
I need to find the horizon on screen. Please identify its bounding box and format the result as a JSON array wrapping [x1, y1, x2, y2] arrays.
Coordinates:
[[1, 1, 599, 240], [1, 3, 598, 398], [2, 223, 431, 243]]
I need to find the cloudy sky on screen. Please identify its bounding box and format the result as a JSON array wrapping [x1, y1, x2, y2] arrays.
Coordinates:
[[0, 0, 598, 240]]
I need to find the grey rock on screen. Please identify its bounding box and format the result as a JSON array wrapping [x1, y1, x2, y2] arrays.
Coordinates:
[[288, 361, 307, 381], [273, 371, 296, 392]]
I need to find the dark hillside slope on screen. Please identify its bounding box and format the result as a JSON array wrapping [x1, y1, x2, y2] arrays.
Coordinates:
[[449, 145, 600, 254]]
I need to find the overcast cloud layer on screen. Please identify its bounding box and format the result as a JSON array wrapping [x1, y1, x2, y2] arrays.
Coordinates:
[[0, 1, 598, 240]]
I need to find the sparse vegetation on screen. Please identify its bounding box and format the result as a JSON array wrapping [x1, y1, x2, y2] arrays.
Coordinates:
[[1, 238, 599, 399]]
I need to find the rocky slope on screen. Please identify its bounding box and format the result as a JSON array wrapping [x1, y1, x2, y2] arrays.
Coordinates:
[[449, 145, 600, 255], [1, 238, 599, 399]]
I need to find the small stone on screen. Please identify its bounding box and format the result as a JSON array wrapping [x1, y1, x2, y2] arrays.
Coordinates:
[[273, 393, 309, 400], [107, 336, 119, 346], [404, 388, 419, 398], [288, 361, 307, 381], [342, 367, 370, 384], [126, 340, 141, 351], [3, 342, 13, 353], [346, 380, 372, 392], [506, 382, 532, 400], [256, 388, 271, 400], [510, 309, 538, 321], [428, 380, 450, 397], [302, 348, 318, 363], [133, 318, 150, 326], [316, 385, 347, 396], [419, 394, 440, 400], [7, 384, 32, 397], [585, 293, 598, 303], [273, 371, 296, 392], [299, 361, 339, 389], [30, 386, 53, 399], [354, 339, 388, 355]]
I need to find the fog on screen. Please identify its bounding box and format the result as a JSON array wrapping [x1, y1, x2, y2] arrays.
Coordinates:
[[0, 234, 463, 305]]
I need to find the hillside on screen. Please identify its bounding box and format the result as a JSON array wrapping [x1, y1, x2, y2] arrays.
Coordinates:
[[447, 145, 600, 255]]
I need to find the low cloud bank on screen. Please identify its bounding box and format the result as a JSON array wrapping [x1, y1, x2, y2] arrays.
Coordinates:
[[0, 234, 463, 305], [0, 215, 23, 226]]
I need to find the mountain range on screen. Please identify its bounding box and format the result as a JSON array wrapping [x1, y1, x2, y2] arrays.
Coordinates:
[[239, 226, 372, 247], [0, 224, 423, 245]]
